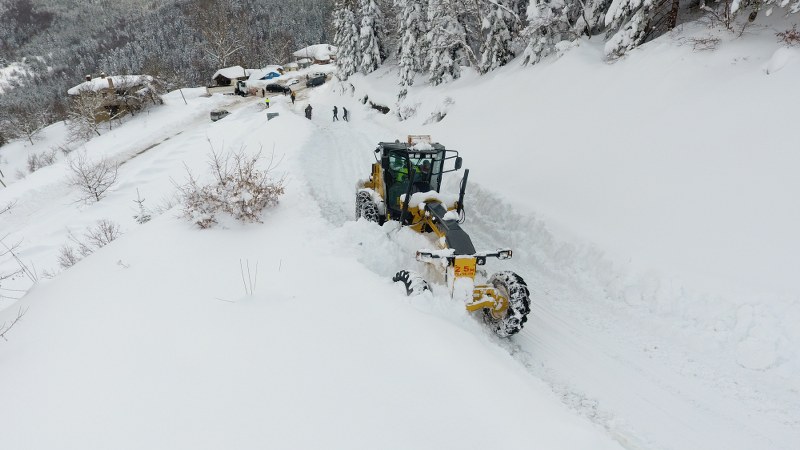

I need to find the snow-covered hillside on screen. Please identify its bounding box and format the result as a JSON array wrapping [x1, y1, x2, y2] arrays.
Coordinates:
[[1, 18, 799, 450]]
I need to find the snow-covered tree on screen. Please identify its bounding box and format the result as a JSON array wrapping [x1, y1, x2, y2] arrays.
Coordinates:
[[426, 0, 470, 85], [334, 0, 361, 79], [359, 0, 387, 73], [0, 95, 50, 145], [603, 0, 655, 58], [396, 0, 428, 86], [480, 0, 517, 73], [67, 89, 106, 141], [522, 0, 587, 66]]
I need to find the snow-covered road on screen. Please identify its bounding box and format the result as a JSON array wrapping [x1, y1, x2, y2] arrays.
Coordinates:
[[2, 40, 798, 447]]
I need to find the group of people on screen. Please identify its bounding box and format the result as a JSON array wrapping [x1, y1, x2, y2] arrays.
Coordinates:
[[263, 93, 348, 122], [332, 106, 349, 122]]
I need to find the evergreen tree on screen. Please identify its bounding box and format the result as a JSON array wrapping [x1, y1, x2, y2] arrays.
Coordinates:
[[522, 0, 577, 66], [334, 0, 361, 79], [479, 0, 516, 73], [397, 0, 427, 86], [359, 0, 387, 74], [426, 0, 469, 85], [603, 0, 655, 58]]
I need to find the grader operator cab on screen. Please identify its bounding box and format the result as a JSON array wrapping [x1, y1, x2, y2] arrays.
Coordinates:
[[356, 136, 531, 337]]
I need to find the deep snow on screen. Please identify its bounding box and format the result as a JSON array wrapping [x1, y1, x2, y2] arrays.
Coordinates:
[[2, 17, 799, 450]]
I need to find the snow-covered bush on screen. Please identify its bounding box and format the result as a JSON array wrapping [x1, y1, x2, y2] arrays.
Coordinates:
[[133, 189, 152, 224], [179, 149, 285, 229]]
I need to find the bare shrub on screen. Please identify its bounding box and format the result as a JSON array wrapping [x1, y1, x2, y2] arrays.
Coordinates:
[[777, 25, 800, 46], [67, 151, 119, 203], [1, 236, 38, 285], [0, 307, 27, 342], [179, 147, 285, 228], [57, 244, 80, 269], [27, 148, 58, 173], [58, 219, 122, 269], [83, 219, 122, 248], [152, 194, 179, 216], [688, 36, 721, 51]]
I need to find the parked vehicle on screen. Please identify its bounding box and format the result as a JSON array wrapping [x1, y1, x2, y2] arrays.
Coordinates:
[[236, 80, 248, 96], [206, 85, 235, 95], [210, 109, 230, 121], [306, 73, 326, 87], [265, 83, 290, 94]]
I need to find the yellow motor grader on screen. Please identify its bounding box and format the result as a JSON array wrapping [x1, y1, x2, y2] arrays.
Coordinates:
[[356, 136, 531, 337]]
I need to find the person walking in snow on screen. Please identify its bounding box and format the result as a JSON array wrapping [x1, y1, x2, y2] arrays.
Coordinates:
[[343, 107, 349, 122], [332, 106, 339, 121], [305, 104, 312, 120], [265, 96, 270, 109], [290, 90, 296, 104]]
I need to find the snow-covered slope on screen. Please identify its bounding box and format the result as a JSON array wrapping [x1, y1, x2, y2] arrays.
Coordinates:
[[1, 18, 799, 450]]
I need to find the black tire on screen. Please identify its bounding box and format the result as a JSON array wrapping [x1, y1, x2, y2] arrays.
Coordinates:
[[393, 270, 430, 296], [484, 271, 531, 338], [355, 191, 381, 223]]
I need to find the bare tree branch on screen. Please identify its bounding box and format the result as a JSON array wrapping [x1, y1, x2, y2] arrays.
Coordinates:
[[0, 307, 28, 342]]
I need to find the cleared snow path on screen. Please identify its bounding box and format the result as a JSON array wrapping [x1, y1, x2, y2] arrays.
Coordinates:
[[296, 87, 800, 450]]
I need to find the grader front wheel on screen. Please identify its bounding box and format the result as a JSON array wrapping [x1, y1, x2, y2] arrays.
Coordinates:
[[484, 271, 531, 337]]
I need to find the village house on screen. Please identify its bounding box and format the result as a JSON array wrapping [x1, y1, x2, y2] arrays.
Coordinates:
[[211, 65, 248, 87], [67, 72, 159, 122], [292, 44, 338, 65]]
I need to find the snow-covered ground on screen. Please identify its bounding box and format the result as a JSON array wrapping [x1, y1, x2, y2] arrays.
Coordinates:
[[1, 17, 799, 450]]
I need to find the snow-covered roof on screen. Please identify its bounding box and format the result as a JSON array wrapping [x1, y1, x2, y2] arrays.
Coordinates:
[[67, 75, 153, 95], [292, 44, 337, 61], [285, 62, 299, 68], [212, 66, 247, 81]]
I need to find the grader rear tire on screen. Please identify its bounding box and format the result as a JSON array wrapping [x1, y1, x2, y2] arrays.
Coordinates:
[[355, 191, 381, 223], [484, 271, 531, 338]]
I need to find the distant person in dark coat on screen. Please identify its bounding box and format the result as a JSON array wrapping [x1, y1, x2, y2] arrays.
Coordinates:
[[305, 104, 312, 119], [332, 106, 339, 121], [343, 107, 349, 122]]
